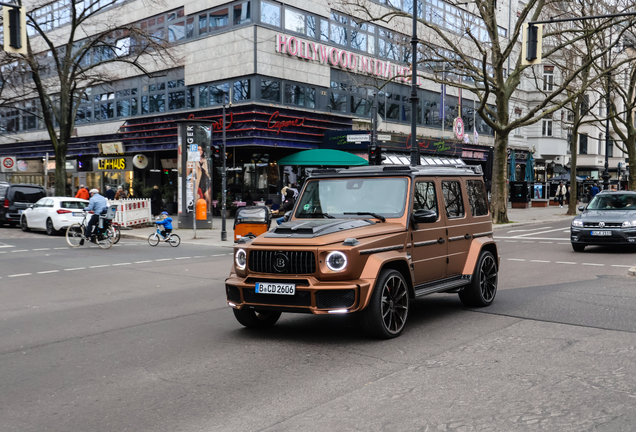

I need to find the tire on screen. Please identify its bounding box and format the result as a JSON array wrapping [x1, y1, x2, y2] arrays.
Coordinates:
[[168, 234, 180, 247], [46, 218, 58, 236], [20, 216, 30, 232], [459, 251, 498, 307], [96, 232, 113, 249], [232, 308, 281, 328], [66, 223, 84, 247], [148, 233, 159, 247], [112, 226, 121, 244], [361, 269, 410, 339], [572, 243, 586, 252]]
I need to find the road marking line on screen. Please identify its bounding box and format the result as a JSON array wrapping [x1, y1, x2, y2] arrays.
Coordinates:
[[33, 248, 50, 251], [227, 253, 233, 255], [65, 267, 85, 271], [89, 265, 110, 268], [8, 273, 32, 277], [495, 236, 571, 241], [515, 227, 572, 237], [37, 270, 60, 274], [555, 261, 577, 265], [155, 258, 172, 261], [112, 263, 131, 266], [507, 258, 526, 261], [582, 263, 604, 266], [530, 260, 551, 263], [563, 230, 570, 233], [10, 249, 28, 253], [175, 257, 191, 260], [0, 251, 6, 254], [134, 260, 153, 264], [521, 241, 535, 243], [211, 254, 224, 257], [539, 241, 553, 244], [193, 255, 205, 258], [54, 247, 68, 250], [559, 243, 570, 245], [508, 227, 553, 233], [612, 265, 633, 268], [504, 240, 518, 243]]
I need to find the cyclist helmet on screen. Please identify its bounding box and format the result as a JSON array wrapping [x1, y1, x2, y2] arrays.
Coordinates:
[[161, 211, 168, 216]]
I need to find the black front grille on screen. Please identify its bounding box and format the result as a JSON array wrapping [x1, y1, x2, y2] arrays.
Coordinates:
[[226, 285, 241, 303], [316, 290, 356, 309], [583, 222, 622, 228], [249, 250, 316, 274], [242, 288, 312, 306], [245, 277, 310, 286]]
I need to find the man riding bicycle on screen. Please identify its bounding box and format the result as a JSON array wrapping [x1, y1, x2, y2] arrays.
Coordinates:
[[81, 188, 108, 245]]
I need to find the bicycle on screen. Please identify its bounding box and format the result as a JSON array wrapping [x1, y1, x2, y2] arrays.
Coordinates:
[[66, 211, 115, 249], [148, 224, 180, 247], [111, 223, 121, 244]]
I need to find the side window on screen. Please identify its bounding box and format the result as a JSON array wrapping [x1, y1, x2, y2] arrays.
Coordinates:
[[34, 198, 47, 207], [442, 181, 465, 218], [413, 181, 438, 216], [466, 180, 489, 216]]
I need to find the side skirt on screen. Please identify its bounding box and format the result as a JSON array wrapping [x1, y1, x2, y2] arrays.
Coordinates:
[[414, 275, 471, 298]]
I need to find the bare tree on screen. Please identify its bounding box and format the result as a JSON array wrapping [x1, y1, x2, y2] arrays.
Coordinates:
[[335, 0, 631, 222], [0, 0, 178, 195]]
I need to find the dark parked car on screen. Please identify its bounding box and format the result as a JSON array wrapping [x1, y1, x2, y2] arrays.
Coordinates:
[[0, 184, 47, 227], [571, 191, 636, 251]]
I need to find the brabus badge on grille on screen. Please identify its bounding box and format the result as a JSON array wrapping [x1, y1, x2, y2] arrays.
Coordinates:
[[273, 252, 289, 272], [599, 221, 605, 228]]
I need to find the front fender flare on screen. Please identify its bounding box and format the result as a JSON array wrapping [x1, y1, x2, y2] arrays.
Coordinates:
[[359, 251, 412, 310]]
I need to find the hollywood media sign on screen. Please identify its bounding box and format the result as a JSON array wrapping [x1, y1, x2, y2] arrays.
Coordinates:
[[276, 34, 423, 86]]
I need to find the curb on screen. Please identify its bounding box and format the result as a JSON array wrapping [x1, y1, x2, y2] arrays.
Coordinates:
[[629, 267, 636, 277], [120, 232, 234, 248]]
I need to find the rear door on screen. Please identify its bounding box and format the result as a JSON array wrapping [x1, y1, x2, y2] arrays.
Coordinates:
[[441, 179, 471, 276], [410, 178, 447, 284]]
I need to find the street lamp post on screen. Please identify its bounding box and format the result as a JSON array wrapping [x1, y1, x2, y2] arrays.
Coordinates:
[[409, 2, 419, 166], [221, 104, 228, 242]]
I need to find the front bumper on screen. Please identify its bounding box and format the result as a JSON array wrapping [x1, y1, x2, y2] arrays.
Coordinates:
[[225, 275, 372, 314], [571, 228, 636, 245]]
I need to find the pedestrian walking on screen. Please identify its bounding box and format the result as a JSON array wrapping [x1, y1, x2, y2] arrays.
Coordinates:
[[105, 185, 116, 200], [75, 184, 90, 200], [150, 185, 163, 216], [590, 183, 600, 200], [114, 185, 128, 200], [556, 181, 567, 208]]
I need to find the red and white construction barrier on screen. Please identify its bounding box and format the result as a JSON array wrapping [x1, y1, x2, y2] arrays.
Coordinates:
[[108, 199, 152, 227]]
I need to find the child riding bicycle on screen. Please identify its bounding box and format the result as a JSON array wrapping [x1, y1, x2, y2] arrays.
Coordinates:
[[155, 211, 172, 239]]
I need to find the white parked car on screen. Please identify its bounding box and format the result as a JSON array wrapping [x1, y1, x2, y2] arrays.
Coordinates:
[[20, 197, 89, 235]]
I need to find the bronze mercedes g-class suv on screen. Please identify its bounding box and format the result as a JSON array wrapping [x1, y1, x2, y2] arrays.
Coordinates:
[[225, 164, 499, 338]]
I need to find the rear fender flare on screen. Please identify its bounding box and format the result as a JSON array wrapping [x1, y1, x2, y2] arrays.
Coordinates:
[[461, 238, 499, 276]]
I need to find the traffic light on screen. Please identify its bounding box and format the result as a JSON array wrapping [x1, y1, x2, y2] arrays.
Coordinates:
[[212, 144, 222, 159], [2, 5, 27, 55], [368, 146, 386, 166], [522, 23, 543, 66]]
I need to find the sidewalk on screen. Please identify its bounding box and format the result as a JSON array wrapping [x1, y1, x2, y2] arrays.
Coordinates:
[[121, 206, 577, 246]]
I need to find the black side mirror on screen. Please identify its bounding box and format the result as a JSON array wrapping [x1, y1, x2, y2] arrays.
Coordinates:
[[578, 205, 586, 212], [412, 209, 438, 224], [283, 211, 292, 222]]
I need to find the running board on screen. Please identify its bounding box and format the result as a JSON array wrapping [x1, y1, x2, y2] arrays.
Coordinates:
[[414, 276, 471, 297]]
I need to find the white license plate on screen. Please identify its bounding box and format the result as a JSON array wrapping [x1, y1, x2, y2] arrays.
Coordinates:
[[255, 282, 296, 295], [72, 212, 83, 216], [591, 231, 612, 236]]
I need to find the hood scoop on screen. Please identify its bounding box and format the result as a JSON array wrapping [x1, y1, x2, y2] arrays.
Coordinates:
[[267, 218, 375, 238]]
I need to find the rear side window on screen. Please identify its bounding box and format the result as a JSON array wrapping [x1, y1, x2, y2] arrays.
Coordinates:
[[466, 180, 489, 216], [441, 181, 465, 218], [61, 201, 87, 209], [10, 187, 46, 203], [0, 184, 8, 199], [413, 181, 438, 216]]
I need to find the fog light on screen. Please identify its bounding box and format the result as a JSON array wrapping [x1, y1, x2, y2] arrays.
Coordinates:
[[328, 309, 348, 314]]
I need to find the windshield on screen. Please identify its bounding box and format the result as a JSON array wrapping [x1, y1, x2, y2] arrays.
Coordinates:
[[9, 186, 46, 203], [587, 194, 636, 210], [295, 177, 408, 219]]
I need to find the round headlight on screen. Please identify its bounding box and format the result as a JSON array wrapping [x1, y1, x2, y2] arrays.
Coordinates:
[[235, 249, 247, 270], [326, 251, 347, 272]]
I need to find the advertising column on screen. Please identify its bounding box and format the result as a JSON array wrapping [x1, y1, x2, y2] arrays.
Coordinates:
[[176, 120, 213, 229]]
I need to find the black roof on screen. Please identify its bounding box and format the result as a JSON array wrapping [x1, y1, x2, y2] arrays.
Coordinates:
[[308, 165, 483, 179]]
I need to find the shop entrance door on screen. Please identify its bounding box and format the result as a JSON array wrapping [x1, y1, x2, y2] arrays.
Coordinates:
[[102, 171, 132, 197]]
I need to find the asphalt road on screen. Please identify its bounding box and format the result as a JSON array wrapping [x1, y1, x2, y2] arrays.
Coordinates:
[[1, 223, 636, 432]]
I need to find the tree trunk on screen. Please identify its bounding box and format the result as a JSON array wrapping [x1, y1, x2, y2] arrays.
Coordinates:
[[54, 149, 68, 197], [567, 134, 579, 216], [491, 133, 509, 224], [627, 136, 636, 191]]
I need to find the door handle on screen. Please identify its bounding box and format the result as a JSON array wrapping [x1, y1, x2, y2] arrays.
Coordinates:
[[464, 234, 472, 240], [437, 237, 446, 244]]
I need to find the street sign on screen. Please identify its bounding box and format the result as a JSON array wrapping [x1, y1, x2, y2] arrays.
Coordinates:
[[346, 134, 370, 143], [377, 134, 391, 142]]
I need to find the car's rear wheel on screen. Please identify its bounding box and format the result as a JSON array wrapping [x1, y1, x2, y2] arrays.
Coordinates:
[[361, 269, 410, 339], [232, 308, 281, 328], [46, 218, 58, 236], [459, 251, 498, 307], [20, 216, 30, 232], [572, 243, 586, 252]]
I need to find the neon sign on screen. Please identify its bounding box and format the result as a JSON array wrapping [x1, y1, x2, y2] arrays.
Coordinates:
[[267, 111, 306, 135]]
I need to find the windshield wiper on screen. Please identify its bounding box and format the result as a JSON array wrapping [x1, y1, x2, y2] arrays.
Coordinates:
[[344, 212, 386, 222], [301, 212, 335, 219]]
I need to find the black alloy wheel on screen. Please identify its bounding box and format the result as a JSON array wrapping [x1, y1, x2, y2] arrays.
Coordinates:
[[459, 251, 498, 307], [232, 308, 281, 328], [20, 216, 30, 232], [362, 269, 410, 339], [46, 218, 58, 236]]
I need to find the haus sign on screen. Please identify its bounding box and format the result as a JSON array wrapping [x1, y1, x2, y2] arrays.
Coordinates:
[[276, 34, 424, 86]]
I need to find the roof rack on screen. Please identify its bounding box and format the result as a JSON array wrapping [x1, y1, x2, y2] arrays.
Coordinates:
[[462, 165, 483, 175], [383, 165, 413, 171], [309, 168, 338, 175]]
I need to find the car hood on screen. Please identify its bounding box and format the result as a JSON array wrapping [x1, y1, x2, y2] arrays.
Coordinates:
[[251, 218, 406, 246], [577, 210, 636, 222]]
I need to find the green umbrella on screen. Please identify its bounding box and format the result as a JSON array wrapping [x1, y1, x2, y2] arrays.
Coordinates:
[[525, 152, 534, 182], [509, 150, 516, 181], [277, 149, 369, 166]]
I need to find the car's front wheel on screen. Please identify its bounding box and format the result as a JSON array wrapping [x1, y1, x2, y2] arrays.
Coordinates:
[[20, 216, 30, 232], [232, 308, 281, 328], [46, 218, 59, 236], [361, 269, 410, 339], [572, 243, 586, 252], [459, 251, 498, 307]]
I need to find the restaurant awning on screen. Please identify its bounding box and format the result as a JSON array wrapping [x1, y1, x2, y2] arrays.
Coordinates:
[[277, 149, 369, 166]]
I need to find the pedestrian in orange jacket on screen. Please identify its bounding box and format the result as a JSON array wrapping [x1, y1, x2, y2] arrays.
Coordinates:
[[75, 184, 90, 200]]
